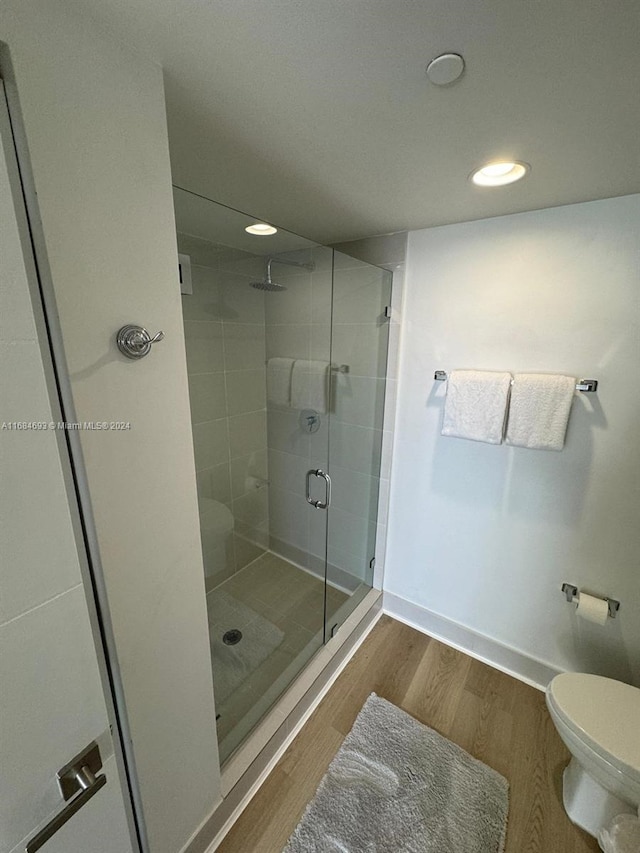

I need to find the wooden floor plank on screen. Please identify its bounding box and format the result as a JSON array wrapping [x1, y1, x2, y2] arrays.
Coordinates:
[[328, 617, 430, 736], [402, 639, 472, 737], [217, 616, 600, 853]]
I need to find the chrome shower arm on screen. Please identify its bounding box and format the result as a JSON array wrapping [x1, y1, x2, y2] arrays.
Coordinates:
[[266, 256, 315, 281]]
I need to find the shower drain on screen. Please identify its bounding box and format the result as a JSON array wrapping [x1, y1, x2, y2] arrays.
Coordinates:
[[222, 628, 243, 646]]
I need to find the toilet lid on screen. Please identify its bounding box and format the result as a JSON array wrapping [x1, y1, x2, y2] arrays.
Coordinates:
[[199, 498, 234, 534], [548, 673, 640, 776]]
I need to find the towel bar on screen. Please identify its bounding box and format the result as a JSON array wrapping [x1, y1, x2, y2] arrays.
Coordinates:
[[433, 371, 597, 393], [264, 360, 349, 374]]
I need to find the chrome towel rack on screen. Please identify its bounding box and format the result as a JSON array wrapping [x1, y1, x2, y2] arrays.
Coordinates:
[[265, 360, 349, 373], [433, 371, 598, 393]]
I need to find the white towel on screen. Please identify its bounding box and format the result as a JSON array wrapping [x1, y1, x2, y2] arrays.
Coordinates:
[[442, 370, 512, 444], [266, 357, 294, 406], [290, 360, 330, 414], [506, 373, 576, 451]]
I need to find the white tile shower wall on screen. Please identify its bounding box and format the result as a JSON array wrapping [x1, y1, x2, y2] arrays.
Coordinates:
[[386, 195, 640, 685], [181, 252, 270, 588]]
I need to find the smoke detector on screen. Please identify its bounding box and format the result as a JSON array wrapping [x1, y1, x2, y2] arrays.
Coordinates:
[[426, 53, 465, 86]]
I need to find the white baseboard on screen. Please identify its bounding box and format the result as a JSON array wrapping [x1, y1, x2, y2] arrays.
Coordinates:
[[383, 591, 561, 691]]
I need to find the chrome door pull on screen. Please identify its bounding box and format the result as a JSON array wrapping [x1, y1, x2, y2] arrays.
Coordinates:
[[25, 741, 107, 853], [306, 469, 331, 509], [306, 468, 320, 508], [316, 469, 331, 509]]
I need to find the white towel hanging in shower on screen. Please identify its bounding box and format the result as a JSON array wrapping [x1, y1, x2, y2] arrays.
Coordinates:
[[266, 357, 294, 406], [290, 359, 330, 414]]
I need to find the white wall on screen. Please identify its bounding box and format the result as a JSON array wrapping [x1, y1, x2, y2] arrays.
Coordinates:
[[0, 86, 134, 853], [386, 195, 640, 685], [0, 2, 221, 851]]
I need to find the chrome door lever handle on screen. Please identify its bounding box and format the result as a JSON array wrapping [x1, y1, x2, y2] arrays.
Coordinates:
[[25, 741, 107, 853], [25, 775, 107, 852]]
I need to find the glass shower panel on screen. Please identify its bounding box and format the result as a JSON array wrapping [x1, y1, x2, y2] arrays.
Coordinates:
[[262, 240, 334, 695], [173, 187, 331, 763], [325, 251, 392, 636]]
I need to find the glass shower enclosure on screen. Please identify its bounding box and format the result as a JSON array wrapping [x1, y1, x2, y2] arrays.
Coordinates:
[[173, 188, 391, 762]]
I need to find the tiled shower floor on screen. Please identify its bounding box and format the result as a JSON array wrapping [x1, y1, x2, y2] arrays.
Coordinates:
[[207, 551, 348, 762]]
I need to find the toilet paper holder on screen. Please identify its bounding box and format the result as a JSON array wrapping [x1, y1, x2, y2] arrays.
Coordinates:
[[561, 583, 620, 619]]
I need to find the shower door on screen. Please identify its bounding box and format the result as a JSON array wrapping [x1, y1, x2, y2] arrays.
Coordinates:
[[266, 245, 391, 644], [173, 186, 334, 761], [173, 186, 391, 762], [323, 251, 392, 638]]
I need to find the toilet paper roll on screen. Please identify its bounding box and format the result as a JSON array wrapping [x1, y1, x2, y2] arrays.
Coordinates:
[[575, 592, 609, 626]]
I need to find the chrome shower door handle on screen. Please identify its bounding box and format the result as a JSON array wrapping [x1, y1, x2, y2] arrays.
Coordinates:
[[316, 469, 331, 509], [306, 468, 320, 508], [306, 468, 331, 510]]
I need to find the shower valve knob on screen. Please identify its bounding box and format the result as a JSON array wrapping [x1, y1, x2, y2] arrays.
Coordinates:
[[117, 325, 165, 359]]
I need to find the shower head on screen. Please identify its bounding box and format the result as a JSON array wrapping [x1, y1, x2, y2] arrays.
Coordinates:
[[250, 277, 287, 292], [249, 255, 315, 293]]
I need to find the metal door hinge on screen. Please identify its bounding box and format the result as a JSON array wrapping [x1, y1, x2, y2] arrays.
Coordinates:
[[178, 253, 193, 295]]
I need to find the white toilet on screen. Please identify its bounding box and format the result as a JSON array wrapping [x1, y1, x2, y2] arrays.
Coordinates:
[[199, 499, 235, 581], [546, 672, 640, 839]]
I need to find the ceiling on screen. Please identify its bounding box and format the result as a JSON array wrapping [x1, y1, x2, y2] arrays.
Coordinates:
[[71, 0, 639, 244]]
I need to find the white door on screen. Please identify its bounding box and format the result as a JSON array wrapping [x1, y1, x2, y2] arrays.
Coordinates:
[[0, 82, 138, 853]]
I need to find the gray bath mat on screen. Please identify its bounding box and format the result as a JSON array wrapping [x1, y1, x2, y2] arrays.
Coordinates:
[[208, 590, 284, 704], [284, 693, 509, 853]]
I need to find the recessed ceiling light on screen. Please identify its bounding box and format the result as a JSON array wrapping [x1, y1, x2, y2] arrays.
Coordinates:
[[471, 161, 530, 187], [245, 222, 278, 235]]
